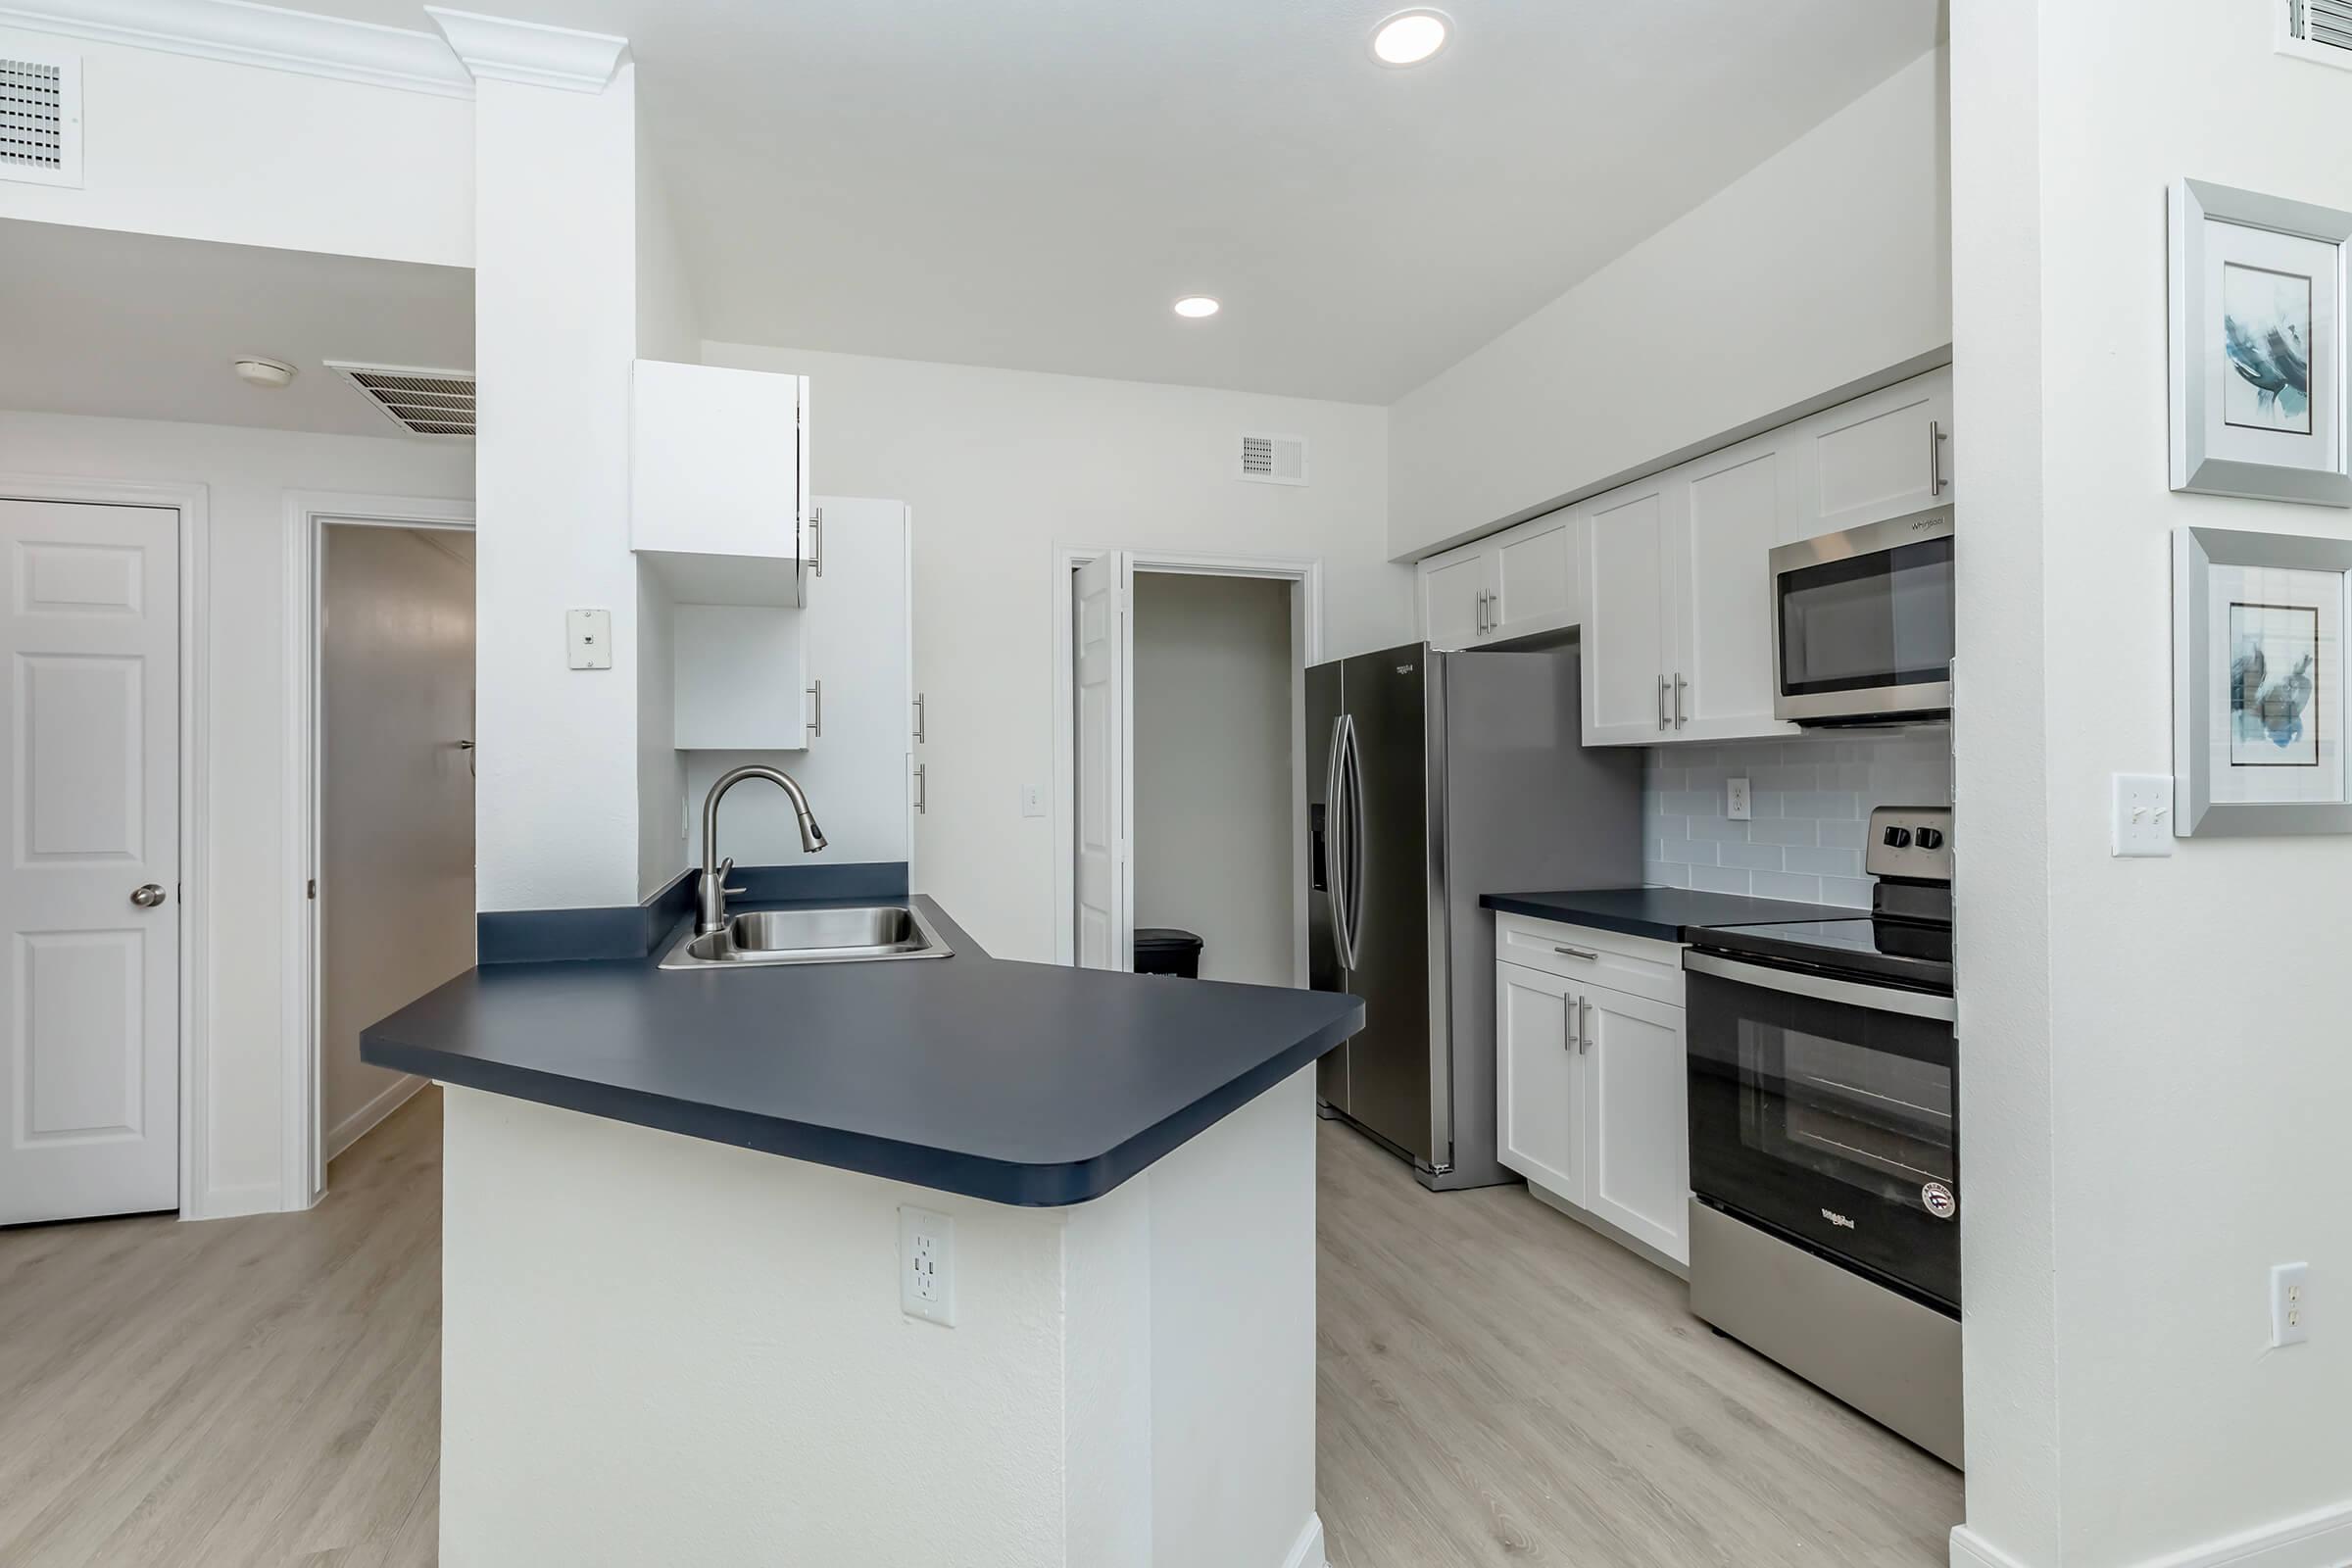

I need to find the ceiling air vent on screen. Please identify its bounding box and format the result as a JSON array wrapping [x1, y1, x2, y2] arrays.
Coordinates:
[[328, 362, 477, 439], [1, 49, 80, 188], [1238, 432, 1308, 486], [2280, 0, 2352, 68]]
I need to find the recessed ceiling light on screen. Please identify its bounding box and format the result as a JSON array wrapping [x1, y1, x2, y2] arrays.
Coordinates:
[[233, 357, 297, 389], [1371, 8, 1450, 66], [1173, 296, 1221, 319]]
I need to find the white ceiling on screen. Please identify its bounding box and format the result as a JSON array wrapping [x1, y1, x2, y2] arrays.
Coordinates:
[[0, 219, 473, 437], [289, 0, 1942, 404]]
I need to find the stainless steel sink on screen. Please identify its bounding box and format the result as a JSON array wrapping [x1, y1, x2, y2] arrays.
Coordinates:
[[659, 904, 953, 970]]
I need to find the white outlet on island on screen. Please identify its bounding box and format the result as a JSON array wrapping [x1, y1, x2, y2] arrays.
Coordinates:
[[900, 1205, 956, 1326]]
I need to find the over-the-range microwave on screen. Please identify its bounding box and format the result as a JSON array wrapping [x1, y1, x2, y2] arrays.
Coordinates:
[[1770, 506, 1954, 726]]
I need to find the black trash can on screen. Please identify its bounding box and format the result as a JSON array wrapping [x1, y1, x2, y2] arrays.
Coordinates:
[[1133, 928, 1204, 978]]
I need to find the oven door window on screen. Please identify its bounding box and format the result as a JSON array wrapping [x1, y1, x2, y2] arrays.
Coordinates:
[[1778, 535, 1954, 698], [1687, 967, 1959, 1307]]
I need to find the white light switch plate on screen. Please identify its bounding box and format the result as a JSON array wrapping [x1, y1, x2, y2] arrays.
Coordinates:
[[566, 608, 612, 670], [2112, 774, 2175, 857], [1021, 784, 1046, 818]]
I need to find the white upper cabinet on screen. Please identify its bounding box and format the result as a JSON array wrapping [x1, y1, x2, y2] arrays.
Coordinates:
[[632, 360, 812, 606], [1791, 368, 1954, 539], [1493, 509, 1581, 642], [1665, 432, 1800, 743], [1580, 482, 1676, 745], [1416, 506, 1583, 650], [1420, 546, 1496, 651]]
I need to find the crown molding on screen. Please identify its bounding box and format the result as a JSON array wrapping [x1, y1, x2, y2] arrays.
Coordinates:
[[0, 0, 473, 98], [424, 6, 627, 93]]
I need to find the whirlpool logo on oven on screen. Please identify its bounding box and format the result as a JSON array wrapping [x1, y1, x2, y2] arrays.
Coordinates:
[[1821, 1208, 1857, 1230]]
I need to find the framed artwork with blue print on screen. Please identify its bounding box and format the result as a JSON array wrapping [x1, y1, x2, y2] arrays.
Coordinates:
[[2175, 526, 2352, 836], [2170, 179, 2352, 508]]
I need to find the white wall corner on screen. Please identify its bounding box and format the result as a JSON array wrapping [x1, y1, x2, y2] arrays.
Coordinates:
[[0, 0, 474, 98], [424, 5, 628, 93], [1281, 1512, 1327, 1568]]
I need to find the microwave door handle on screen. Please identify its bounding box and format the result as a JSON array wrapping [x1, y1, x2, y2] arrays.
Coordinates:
[[1684, 952, 1956, 1022]]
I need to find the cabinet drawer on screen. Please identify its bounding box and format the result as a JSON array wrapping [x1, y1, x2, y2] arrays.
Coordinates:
[[1494, 914, 1684, 1007]]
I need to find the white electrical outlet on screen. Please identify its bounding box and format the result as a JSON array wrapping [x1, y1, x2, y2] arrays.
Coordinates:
[[900, 1205, 956, 1327], [2272, 1261, 2311, 1348], [1726, 777, 1752, 822], [2112, 774, 2175, 857], [566, 608, 612, 670]]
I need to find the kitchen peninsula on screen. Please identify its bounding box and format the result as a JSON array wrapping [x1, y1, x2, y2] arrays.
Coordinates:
[[363, 892, 1360, 1568]]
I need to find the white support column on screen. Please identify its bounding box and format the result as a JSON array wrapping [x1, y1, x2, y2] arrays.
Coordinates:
[[433, 11, 644, 910]]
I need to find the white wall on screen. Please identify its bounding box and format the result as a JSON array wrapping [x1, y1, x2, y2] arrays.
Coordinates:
[[0, 26, 471, 267], [318, 525, 472, 1154], [700, 341, 1410, 961], [471, 68, 643, 911], [1388, 48, 1950, 561], [0, 410, 471, 1214], [1132, 572, 1294, 985], [1953, 5, 2352, 1565]]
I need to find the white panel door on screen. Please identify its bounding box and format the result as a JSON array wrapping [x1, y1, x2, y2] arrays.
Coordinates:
[[1493, 510, 1580, 642], [0, 499, 179, 1224], [1581, 485, 1675, 745], [1672, 436, 1800, 743], [1581, 981, 1690, 1266], [1073, 551, 1132, 970], [1495, 961, 1583, 1204], [1794, 369, 1954, 539], [1418, 546, 1494, 651]]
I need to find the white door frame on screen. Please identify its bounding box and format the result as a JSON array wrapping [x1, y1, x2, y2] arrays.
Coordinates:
[[1051, 547, 1323, 980], [281, 490, 475, 1209], [0, 470, 211, 1219]]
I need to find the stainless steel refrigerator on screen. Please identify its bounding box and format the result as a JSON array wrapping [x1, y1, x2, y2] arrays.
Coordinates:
[[1308, 641, 1643, 1190]]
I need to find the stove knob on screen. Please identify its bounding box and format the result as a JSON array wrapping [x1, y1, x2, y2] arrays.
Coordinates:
[[1915, 827, 1944, 851], [1882, 826, 1913, 848]]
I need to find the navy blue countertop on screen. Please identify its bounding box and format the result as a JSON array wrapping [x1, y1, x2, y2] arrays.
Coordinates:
[[1480, 886, 1845, 943], [362, 896, 1363, 1207]]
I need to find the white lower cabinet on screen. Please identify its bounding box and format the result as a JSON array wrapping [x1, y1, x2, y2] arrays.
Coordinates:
[[1496, 943, 1691, 1268]]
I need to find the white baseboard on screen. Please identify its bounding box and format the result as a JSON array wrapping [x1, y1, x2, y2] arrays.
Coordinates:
[[185, 1179, 282, 1222], [1282, 1512, 1327, 1568], [326, 1073, 424, 1163], [1954, 1497, 2352, 1568]]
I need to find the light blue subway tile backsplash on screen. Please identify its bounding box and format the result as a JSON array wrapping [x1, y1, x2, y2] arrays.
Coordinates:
[[1641, 727, 1950, 908]]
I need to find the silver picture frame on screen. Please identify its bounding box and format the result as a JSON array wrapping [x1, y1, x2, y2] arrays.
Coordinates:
[[2175, 525, 2352, 836], [2169, 178, 2352, 507]]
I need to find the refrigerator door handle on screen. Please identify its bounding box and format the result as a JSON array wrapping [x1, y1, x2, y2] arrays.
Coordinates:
[[1341, 711, 1368, 970], [1324, 713, 1351, 972]]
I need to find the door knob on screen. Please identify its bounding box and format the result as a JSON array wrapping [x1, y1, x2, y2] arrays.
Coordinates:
[[130, 884, 167, 908]]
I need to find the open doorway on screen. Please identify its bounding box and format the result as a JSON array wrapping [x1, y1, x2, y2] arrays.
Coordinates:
[[288, 501, 477, 1203], [1053, 550, 1321, 983]]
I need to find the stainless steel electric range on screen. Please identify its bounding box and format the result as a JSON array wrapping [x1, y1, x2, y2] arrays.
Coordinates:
[[1681, 805, 1961, 1468]]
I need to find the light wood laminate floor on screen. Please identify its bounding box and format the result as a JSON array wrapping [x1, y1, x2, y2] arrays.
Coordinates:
[[1316, 1118, 1962, 1567], [0, 1090, 1960, 1566]]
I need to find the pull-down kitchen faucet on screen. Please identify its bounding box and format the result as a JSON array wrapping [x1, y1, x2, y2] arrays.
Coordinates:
[[698, 764, 827, 935]]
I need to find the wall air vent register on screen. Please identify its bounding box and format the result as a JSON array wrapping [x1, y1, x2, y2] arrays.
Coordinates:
[[0, 49, 80, 188], [327, 362, 477, 439], [1238, 433, 1308, 486], [2282, 0, 2352, 67]]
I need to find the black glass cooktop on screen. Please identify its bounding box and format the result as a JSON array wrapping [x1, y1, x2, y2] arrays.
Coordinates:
[[1690, 916, 1953, 994]]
